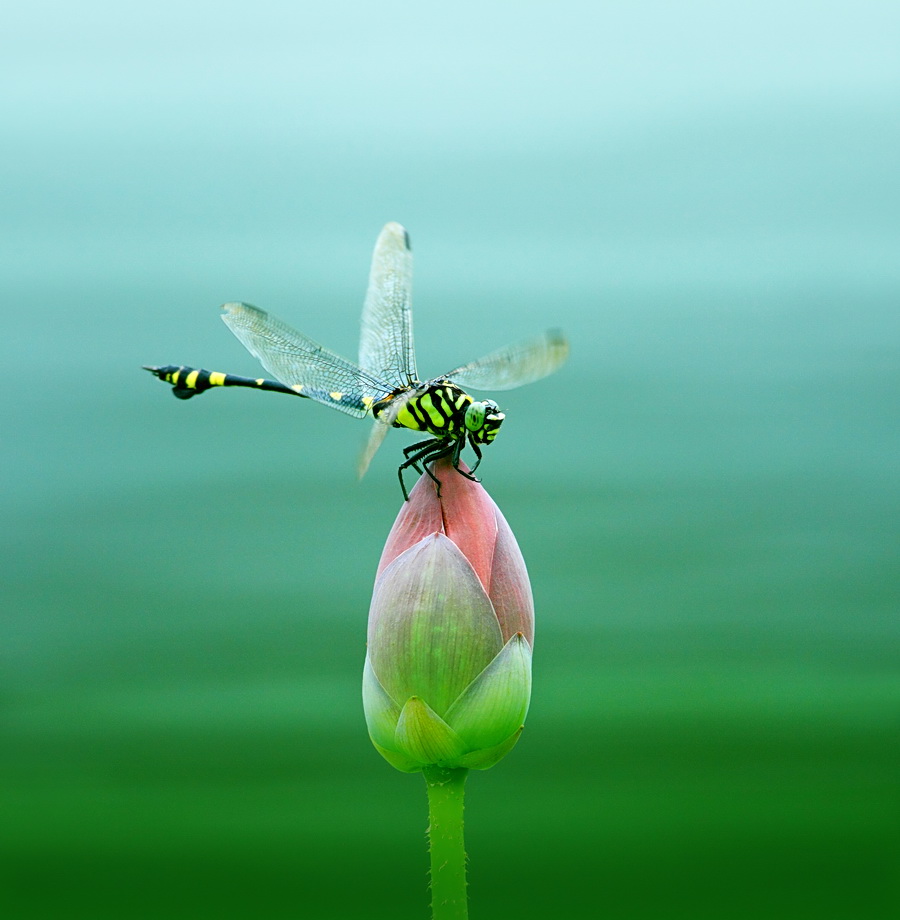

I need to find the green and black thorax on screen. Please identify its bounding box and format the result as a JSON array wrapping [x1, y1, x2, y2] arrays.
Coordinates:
[[372, 381, 504, 446]]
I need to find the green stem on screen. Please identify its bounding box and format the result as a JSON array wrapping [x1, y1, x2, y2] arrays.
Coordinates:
[[423, 766, 469, 920]]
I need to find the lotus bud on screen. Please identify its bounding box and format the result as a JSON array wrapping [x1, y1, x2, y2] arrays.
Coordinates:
[[363, 459, 534, 772]]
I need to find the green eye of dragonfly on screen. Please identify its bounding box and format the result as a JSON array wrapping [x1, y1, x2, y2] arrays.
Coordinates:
[[144, 223, 569, 501], [465, 401, 487, 432]]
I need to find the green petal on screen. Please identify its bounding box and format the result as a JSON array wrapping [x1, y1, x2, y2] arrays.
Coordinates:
[[362, 654, 401, 752], [369, 534, 503, 715], [369, 738, 424, 773], [444, 633, 532, 751], [395, 696, 467, 766], [456, 727, 524, 770]]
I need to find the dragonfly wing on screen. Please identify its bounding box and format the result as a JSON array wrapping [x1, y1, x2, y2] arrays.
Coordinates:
[[221, 302, 389, 417], [442, 329, 570, 391], [357, 389, 417, 479], [359, 223, 417, 386], [358, 418, 393, 480]]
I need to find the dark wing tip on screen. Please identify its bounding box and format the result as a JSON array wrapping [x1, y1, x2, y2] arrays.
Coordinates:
[[379, 222, 411, 252]]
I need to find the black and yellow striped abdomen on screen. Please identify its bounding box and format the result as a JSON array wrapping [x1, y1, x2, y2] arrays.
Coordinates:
[[373, 383, 472, 438], [143, 364, 369, 413], [144, 365, 299, 400]]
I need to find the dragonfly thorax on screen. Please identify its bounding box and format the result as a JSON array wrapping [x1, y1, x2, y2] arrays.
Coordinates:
[[372, 382, 504, 444]]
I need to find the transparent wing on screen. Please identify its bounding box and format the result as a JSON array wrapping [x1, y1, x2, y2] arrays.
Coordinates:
[[221, 302, 391, 417], [441, 329, 570, 391], [358, 222, 417, 386], [357, 389, 417, 479]]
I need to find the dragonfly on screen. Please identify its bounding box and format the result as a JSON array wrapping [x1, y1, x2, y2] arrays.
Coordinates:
[[145, 222, 569, 500]]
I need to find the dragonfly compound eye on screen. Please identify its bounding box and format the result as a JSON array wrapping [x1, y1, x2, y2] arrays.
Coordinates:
[[465, 401, 487, 432], [467, 400, 505, 444]]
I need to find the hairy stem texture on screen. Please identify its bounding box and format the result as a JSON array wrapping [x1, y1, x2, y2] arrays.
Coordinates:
[[423, 766, 469, 920]]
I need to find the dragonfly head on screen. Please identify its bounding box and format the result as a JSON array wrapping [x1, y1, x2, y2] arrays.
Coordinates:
[[465, 399, 505, 444]]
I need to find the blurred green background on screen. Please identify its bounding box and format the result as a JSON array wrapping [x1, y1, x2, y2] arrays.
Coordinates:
[[2, 2, 898, 918]]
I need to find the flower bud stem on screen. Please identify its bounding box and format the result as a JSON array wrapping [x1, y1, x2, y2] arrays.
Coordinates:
[[423, 766, 469, 920]]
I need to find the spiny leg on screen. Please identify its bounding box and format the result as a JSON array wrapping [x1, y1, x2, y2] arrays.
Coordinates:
[[402, 437, 441, 474], [401, 439, 445, 492], [421, 442, 456, 496], [402, 440, 454, 498], [398, 439, 454, 501], [450, 436, 481, 483], [468, 440, 484, 474]]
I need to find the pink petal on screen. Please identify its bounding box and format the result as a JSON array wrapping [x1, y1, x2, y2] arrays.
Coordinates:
[[376, 458, 498, 595], [376, 472, 444, 577], [488, 507, 535, 644], [435, 458, 499, 596]]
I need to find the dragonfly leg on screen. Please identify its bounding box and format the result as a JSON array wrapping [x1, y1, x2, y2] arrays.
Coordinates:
[[468, 440, 484, 475], [451, 437, 482, 483], [398, 439, 453, 501], [402, 437, 440, 471]]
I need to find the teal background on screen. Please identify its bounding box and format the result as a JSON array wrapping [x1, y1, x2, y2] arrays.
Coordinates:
[[2, 2, 898, 917]]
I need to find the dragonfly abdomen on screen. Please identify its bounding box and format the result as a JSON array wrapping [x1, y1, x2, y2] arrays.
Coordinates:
[[143, 365, 300, 400]]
